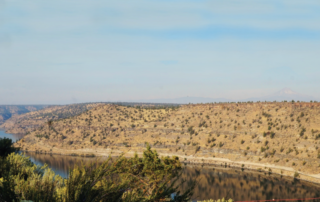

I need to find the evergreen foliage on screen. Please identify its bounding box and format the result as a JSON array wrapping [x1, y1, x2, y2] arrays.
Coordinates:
[[0, 137, 19, 157], [0, 138, 194, 202]]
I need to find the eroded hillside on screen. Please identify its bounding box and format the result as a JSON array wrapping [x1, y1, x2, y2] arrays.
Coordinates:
[[16, 102, 320, 177]]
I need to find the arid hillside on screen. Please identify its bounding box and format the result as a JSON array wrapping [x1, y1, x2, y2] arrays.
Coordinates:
[[15, 102, 320, 178], [1, 103, 102, 134], [0, 105, 48, 125]]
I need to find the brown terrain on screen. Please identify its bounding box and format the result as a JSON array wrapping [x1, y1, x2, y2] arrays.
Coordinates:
[[1, 103, 102, 134], [8, 102, 320, 183], [0, 105, 48, 125]]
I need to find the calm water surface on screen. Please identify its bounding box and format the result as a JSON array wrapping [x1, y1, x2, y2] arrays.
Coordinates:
[[0, 130, 24, 142], [1, 130, 320, 201]]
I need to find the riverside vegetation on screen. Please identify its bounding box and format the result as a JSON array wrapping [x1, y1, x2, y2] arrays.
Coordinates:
[[0, 137, 198, 202], [8, 101, 320, 180]]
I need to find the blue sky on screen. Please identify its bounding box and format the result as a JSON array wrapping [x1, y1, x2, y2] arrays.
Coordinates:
[[1, 0, 320, 104]]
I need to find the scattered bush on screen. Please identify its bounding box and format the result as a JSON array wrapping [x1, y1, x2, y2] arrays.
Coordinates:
[[300, 127, 306, 137], [270, 132, 275, 138]]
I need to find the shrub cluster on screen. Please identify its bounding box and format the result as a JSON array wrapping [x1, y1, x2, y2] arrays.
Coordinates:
[[0, 138, 194, 202]]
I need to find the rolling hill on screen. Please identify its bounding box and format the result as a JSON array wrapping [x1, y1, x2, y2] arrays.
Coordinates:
[[15, 101, 320, 183], [1, 103, 104, 134], [0, 105, 48, 125]]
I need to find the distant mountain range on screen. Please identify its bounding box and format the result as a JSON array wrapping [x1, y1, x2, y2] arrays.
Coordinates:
[[243, 88, 316, 102], [135, 88, 318, 104]]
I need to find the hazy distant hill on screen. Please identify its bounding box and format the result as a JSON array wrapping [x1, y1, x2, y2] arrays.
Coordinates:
[[244, 88, 316, 102], [135, 88, 318, 104], [0, 105, 49, 125], [136, 97, 229, 104]]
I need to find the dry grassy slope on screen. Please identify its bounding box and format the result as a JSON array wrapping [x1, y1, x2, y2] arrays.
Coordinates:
[[0, 105, 47, 125], [1, 103, 102, 134], [16, 102, 320, 174]]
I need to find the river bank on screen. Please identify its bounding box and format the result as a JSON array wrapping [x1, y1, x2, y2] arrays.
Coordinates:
[[5, 126, 320, 186], [18, 146, 320, 186]]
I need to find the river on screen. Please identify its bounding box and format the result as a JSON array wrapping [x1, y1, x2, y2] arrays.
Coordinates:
[[1, 130, 320, 201]]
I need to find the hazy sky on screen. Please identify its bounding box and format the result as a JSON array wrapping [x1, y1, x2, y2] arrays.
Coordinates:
[[1, 0, 320, 104]]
